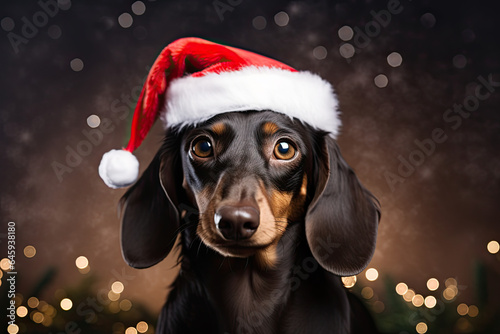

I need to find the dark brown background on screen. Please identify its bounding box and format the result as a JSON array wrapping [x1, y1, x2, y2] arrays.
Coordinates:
[[1, 0, 499, 332]]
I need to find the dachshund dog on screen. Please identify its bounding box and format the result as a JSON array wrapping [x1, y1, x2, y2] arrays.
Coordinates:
[[120, 110, 380, 334]]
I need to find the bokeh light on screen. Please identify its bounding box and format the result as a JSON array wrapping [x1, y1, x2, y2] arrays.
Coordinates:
[[424, 296, 437, 308], [487, 240, 500, 254], [60, 298, 73, 311], [112, 281, 125, 294], [118, 13, 133, 28], [365, 268, 379, 281], [443, 287, 457, 300], [339, 43, 355, 59], [412, 294, 424, 307], [468, 305, 479, 317], [32, 311, 44, 323], [457, 303, 469, 316], [108, 290, 120, 301], [125, 327, 138, 334], [274, 11, 289, 27], [7, 324, 19, 334], [16, 306, 28, 317], [1, 258, 12, 271], [313, 46, 327, 60], [416, 322, 428, 334], [1, 17, 15, 31], [131, 1, 146, 15], [75, 256, 89, 269], [136, 321, 149, 333], [120, 299, 133, 311], [23, 245, 36, 258], [387, 52, 403, 67], [338, 26, 354, 41], [403, 289, 415, 302], [361, 287, 374, 299], [341, 275, 357, 288], [374, 74, 388, 88], [445, 278, 457, 287], [420, 13, 436, 28], [48, 25, 62, 39], [453, 54, 467, 69], [27, 297, 40, 308], [252, 16, 266, 30], [87, 115, 101, 128], [426, 278, 439, 291], [373, 301, 385, 313], [395, 282, 408, 295], [70, 58, 84, 72]]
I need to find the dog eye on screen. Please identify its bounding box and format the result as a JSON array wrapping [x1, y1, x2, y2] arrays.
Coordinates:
[[274, 141, 296, 160], [192, 138, 213, 158]]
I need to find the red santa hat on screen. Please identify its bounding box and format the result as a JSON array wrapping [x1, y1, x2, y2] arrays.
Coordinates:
[[99, 37, 340, 188]]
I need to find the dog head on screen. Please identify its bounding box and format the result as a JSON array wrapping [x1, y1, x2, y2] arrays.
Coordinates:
[[120, 110, 379, 276]]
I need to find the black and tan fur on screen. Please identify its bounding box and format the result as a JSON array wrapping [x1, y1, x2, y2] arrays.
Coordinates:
[[120, 111, 380, 334]]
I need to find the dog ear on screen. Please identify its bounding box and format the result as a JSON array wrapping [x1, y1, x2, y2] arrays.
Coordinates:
[[305, 136, 380, 276], [119, 142, 182, 269]]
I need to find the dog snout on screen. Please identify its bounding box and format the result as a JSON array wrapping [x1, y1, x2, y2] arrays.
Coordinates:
[[214, 206, 260, 240]]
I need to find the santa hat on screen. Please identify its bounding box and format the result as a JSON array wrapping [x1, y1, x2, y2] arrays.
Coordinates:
[[99, 37, 340, 189]]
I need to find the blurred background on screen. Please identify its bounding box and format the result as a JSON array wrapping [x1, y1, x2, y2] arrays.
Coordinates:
[[1, 0, 499, 333]]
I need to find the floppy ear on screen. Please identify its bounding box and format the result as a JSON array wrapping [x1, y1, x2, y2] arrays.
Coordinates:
[[119, 140, 182, 269], [306, 136, 380, 276]]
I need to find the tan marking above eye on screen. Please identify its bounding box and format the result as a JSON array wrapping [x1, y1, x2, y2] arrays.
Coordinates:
[[262, 122, 279, 135], [211, 122, 226, 136]]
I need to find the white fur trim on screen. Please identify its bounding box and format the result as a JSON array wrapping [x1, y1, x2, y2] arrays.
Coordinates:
[[99, 149, 139, 189], [162, 67, 341, 137]]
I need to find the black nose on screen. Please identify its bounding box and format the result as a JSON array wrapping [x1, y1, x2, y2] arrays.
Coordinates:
[[215, 206, 260, 240]]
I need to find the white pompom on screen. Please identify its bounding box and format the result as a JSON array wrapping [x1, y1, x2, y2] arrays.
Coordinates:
[[99, 149, 139, 189]]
